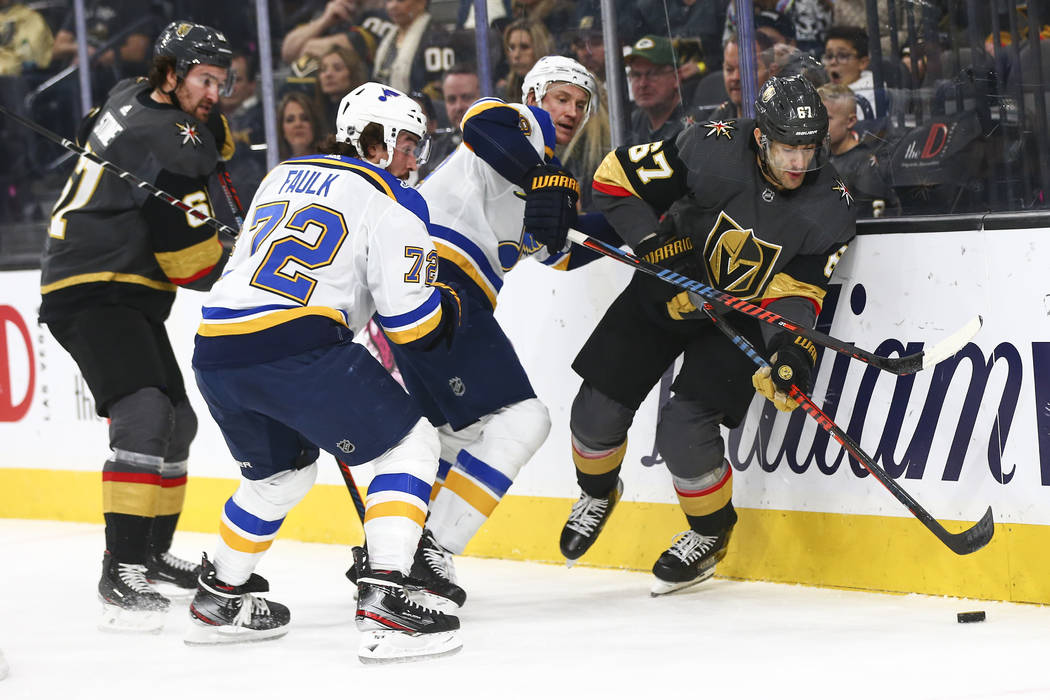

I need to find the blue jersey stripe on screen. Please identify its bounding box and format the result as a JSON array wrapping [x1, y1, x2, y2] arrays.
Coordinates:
[[374, 287, 441, 327], [224, 498, 284, 536], [202, 304, 298, 320], [368, 473, 432, 503], [456, 450, 513, 496], [430, 223, 503, 294]]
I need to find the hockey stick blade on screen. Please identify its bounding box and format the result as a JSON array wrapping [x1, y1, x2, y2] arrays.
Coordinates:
[[567, 228, 981, 376], [703, 304, 995, 556]]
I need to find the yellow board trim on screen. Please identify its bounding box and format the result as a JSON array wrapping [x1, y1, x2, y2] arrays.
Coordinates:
[[41, 272, 177, 295], [442, 470, 500, 517], [1, 468, 1044, 604]]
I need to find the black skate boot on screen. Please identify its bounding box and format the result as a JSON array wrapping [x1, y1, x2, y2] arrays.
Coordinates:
[[354, 547, 462, 664], [650, 526, 734, 596], [98, 551, 171, 633], [185, 554, 290, 645], [408, 529, 466, 610], [559, 478, 623, 564], [144, 550, 200, 600]]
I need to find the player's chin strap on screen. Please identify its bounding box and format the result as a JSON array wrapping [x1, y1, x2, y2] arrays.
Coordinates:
[[0, 103, 240, 241]]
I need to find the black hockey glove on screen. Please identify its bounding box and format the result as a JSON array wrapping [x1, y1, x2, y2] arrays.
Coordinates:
[[751, 334, 818, 412], [430, 281, 465, 350], [523, 164, 579, 252]]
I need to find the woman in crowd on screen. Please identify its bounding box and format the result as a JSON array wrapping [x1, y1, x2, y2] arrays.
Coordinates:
[[498, 19, 552, 102], [317, 44, 369, 130], [276, 91, 326, 161]]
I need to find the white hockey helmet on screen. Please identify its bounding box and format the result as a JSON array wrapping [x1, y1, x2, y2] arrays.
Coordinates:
[[521, 55, 598, 128], [335, 82, 431, 168]]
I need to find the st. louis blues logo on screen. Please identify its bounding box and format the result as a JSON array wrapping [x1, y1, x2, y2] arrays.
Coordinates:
[[832, 178, 854, 207], [704, 119, 736, 140], [175, 121, 202, 146]]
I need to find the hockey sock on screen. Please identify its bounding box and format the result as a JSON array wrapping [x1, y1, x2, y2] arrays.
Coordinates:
[[149, 458, 188, 553], [102, 451, 163, 563], [672, 462, 734, 527], [684, 502, 739, 534], [572, 435, 626, 498]]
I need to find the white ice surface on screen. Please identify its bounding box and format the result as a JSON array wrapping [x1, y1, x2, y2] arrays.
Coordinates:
[[1, 519, 1047, 700]]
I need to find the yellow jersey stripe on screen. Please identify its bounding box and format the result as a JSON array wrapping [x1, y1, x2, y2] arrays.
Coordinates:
[[41, 272, 177, 295], [197, 306, 347, 337], [434, 241, 498, 308]]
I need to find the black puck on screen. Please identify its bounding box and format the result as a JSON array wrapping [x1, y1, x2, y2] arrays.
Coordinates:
[[957, 611, 986, 623]]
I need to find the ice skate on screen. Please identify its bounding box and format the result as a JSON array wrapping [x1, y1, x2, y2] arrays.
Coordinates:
[[650, 527, 733, 596], [98, 551, 171, 633], [354, 547, 461, 664], [144, 550, 200, 600], [408, 529, 466, 611], [559, 478, 623, 564], [185, 554, 290, 645]]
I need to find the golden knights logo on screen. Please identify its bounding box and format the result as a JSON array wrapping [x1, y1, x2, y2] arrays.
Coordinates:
[[703, 211, 781, 300], [704, 119, 735, 140], [175, 121, 202, 146], [176, 23, 193, 38]]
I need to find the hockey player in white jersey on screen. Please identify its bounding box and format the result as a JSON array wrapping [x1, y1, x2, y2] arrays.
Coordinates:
[[379, 56, 621, 609], [187, 85, 464, 663]]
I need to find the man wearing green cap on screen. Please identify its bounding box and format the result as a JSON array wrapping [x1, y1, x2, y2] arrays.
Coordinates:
[[625, 35, 685, 145]]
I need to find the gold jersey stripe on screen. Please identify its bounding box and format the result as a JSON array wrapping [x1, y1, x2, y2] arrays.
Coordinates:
[[41, 272, 177, 295], [593, 151, 640, 198], [154, 235, 223, 282], [676, 470, 733, 517], [197, 306, 347, 336], [761, 272, 827, 308], [434, 242, 498, 308], [384, 309, 442, 345], [156, 483, 186, 517]]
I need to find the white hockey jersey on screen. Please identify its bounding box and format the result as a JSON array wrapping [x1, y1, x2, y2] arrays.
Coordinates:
[[194, 155, 447, 364], [419, 98, 570, 309]]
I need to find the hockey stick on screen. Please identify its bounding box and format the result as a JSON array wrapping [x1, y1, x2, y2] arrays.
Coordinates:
[[334, 457, 367, 525], [566, 228, 982, 376], [700, 303, 994, 555], [0, 104, 240, 240]]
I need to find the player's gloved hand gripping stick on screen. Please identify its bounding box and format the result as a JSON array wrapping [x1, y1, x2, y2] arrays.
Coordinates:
[[701, 302, 994, 556], [565, 228, 982, 377]]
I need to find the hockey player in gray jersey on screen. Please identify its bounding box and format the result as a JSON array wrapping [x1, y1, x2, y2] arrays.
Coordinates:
[[39, 20, 235, 632], [561, 75, 856, 594]]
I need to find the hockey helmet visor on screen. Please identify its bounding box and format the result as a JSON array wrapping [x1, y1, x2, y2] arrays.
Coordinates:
[[155, 21, 235, 96], [754, 75, 830, 173]]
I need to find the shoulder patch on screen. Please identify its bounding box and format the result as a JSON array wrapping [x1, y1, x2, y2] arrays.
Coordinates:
[[703, 119, 736, 140], [175, 121, 202, 147], [519, 113, 532, 136], [832, 178, 854, 207]]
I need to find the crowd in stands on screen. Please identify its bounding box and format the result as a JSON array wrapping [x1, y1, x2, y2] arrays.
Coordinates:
[[2, 0, 1050, 228]]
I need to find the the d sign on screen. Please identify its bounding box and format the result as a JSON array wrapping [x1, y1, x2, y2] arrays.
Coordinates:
[[0, 305, 34, 422]]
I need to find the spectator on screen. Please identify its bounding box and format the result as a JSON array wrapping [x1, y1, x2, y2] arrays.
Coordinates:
[[790, 0, 833, 55], [776, 48, 829, 86], [699, 34, 774, 121], [52, 1, 155, 90], [281, 0, 388, 64], [501, 0, 575, 38], [277, 91, 326, 160], [318, 44, 369, 128], [0, 0, 53, 76], [819, 83, 897, 217], [561, 81, 611, 211], [569, 18, 605, 78], [724, 5, 795, 51], [442, 62, 480, 130], [624, 35, 685, 145], [220, 51, 266, 205], [373, 0, 457, 97], [823, 25, 875, 120], [498, 18, 553, 102], [407, 88, 444, 181], [623, 0, 727, 73]]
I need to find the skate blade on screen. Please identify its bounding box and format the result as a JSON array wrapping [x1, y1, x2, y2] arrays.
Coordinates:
[[183, 618, 289, 646], [357, 630, 462, 664], [407, 588, 461, 613], [565, 558, 578, 569], [98, 602, 167, 634], [649, 569, 716, 597]]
